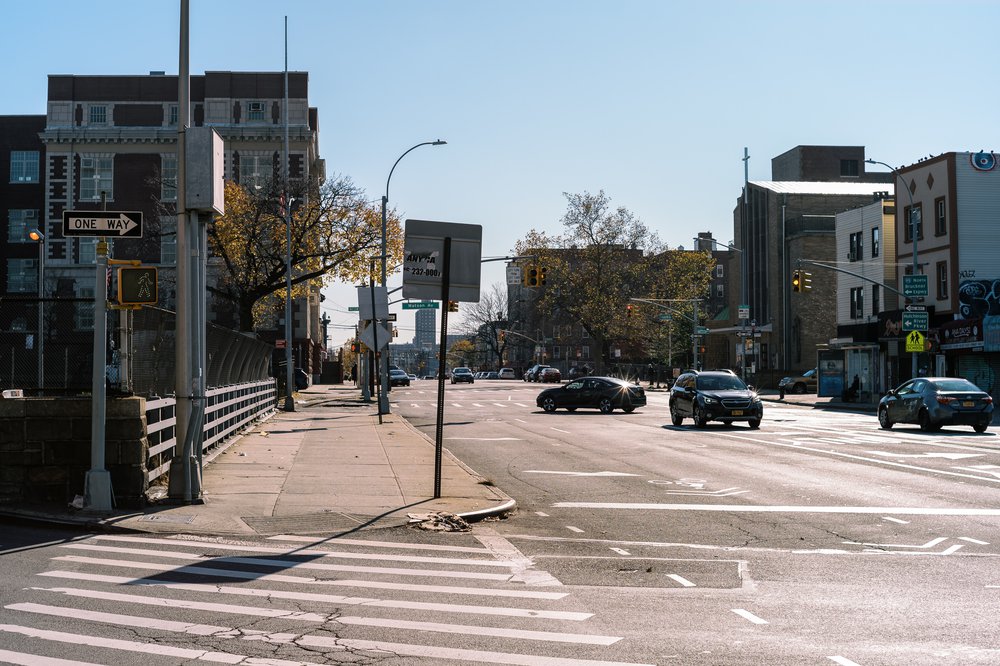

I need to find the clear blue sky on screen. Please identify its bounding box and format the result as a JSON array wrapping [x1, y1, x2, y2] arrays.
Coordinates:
[[4, 1, 998, 347]]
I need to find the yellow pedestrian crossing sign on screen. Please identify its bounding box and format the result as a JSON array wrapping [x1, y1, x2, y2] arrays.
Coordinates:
[[905, 330, 925, 353]]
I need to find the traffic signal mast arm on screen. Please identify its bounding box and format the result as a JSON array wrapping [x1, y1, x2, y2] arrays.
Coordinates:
[[498, 328, 543, 344], [798, 260, 905, 298]]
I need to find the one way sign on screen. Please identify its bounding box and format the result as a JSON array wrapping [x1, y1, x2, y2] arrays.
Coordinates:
[[62, 211, 143, 238]]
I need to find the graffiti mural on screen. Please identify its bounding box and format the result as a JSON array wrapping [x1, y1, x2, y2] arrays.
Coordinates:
[[958, 279, 1000, 319]]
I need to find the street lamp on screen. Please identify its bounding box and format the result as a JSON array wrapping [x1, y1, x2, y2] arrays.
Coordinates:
[[866, 158, 919, 379], [29, 228, 44, 391], [378, 140, 447, 415]]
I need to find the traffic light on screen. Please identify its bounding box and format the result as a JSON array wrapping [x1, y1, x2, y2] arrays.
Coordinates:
[[538, 266, 547, 286], [350, 341, 358, 352], [498, 331, 505, 343], [792, 271, 801, 292], [117, 266, 158, 305], [524, 265, 539, 287], [448, 300, 459, 312], [626, 304, 633, 318]]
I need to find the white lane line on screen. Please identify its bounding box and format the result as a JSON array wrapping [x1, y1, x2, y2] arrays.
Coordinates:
[[882, 516, 909, 524], [472, 403, 485, 407], [535, 511, 550, 517], [0, 536, 89, 557], [843, 537, 947, 549], [298, 635, 655, 666], [828, 657, 863, 666], [610, 547, 631, 556], [37, 573, 588, 620], [959, 537, 990, 545], [53, 556, 560, 599], [492, 402, 509, 408], [515, 418, 528, 423], [514, 403, 529, 407], [0, 624, 319, 664], [566, 526, 585, 533], [76, 535, 516, 565], [14, 598, 611, 646], [411, 403, 420, 407], [667, 574, 696, 587], [264, 534, 490, 553], [552, 503, 1000, 516], [452, 403, 463, 408], [550, 427, 571, 434], [0, 649, 98, 666], [732, 608, 768, 624]]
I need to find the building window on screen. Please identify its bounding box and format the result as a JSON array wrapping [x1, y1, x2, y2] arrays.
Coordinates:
[[871, 227, 880, 258], [716, 284, 724, 298], [903, 203, 923, 243], [79, 238, 98, 264], [168, 105, 178, 126], [715, 264, 724, 278], [553, 345, 561, 359], [247, 101, 266, 121], [8, 209, 39, 242], [849, 232, 863, 262], [10, 151, 40, 183], [581, 345, 590, 359], [934, 197, 946, 236], [160, 218, 177, 264], [88, 105, 108, 125], [841, 159, 859, 177], [937, 261, 948, 299], [581, 328, 589, 339], [850, 287, 864, 319], [76, 286, 95, 329], [238, 153, 269, 189], [872, 284, 880, 316], [161, 154, 177, 201], [79, 156, 114, 201], [6, 259, 37, 293]]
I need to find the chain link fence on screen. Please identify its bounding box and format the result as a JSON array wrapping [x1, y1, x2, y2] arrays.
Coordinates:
[[0, 298, 272, 397]]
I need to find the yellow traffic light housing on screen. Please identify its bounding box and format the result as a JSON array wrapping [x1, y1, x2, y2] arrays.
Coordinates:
[[792, 271, 801, 292], [524, 265, 539, 287]]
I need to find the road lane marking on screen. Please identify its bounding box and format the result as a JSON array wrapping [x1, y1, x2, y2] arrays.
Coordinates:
[[472, 403, 485, 407], [0, 649, 99, 666], [37, 573, 585, 620], [525, 470, 640, 477], [843, 537, 948, 549], [566, 526, 585, 533], [667, 574, 696, 587], [882, 517, 909, 524], [514, 403, 529, 407], [445, 437, 523, 441], [732, 608, 768, 624], [610, 547, 631, 556], [264, 535, 490, 553], [535, 511, 550, 517], [959, 537, 990, 545], [829, 657, 863, 666], [551, 503, 1000, 515], [867, 450, 983, 460], [550, 427, 571, 433]]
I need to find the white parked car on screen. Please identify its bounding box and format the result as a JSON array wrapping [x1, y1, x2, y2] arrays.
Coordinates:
[[498, 368, 515, 379]]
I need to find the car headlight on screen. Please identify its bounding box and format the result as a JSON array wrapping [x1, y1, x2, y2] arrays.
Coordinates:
[[702, 396, 719, 405], [751, 395, 761, 404]]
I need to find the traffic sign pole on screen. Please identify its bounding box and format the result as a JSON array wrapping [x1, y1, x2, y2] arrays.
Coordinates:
[[84, 240, 113, 511]]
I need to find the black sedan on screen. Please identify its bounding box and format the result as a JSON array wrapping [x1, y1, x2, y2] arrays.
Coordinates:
[[389, 369, 410, 387], [878, 376, 993, 433], [536, 376, 646, 414]]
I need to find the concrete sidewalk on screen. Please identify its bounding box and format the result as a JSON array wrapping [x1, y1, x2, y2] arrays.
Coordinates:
[[0, 384, 514, 536]]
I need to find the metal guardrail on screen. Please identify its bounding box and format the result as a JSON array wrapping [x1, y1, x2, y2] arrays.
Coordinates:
[[146, 379, 276, 483]]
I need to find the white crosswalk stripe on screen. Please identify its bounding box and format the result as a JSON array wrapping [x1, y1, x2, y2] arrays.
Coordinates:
[[1, 532, 654, 665]]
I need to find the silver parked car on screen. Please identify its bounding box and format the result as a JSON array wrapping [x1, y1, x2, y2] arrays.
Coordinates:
[[878, 376, 993, 433]]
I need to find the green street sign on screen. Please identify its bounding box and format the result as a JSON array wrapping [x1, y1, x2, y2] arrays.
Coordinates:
[[402, 301, 439, 310], [902, 311, 929, 331], [903, 274, 928, 297], [348, 306, 359, 312], [695, 326, 710, 334], [656, 313, 673, 322]]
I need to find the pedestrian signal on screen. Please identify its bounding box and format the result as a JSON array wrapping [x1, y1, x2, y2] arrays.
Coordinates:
[[118, 266, 158, 305], [448, 300, 459, 312]]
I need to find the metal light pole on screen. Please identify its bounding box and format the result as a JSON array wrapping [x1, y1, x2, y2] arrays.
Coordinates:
[[866, 159, 919, 379], [29, 228, 45, 391], [282, 16, 295, 411], [379, 140, 446, 414]]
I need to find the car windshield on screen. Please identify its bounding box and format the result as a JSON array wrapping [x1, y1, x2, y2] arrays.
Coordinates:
[[932, 378, 981, 392], [455, 368, 471, 374], [696, 375, 747, 391]]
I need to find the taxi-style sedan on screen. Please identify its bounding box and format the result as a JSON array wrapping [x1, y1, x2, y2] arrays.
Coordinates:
[[536, 376, 646, 414]]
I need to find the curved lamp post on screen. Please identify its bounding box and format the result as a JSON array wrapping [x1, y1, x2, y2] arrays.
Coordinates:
[[29, 228, 45, 391], [866, 159, 919, 380], [377, 140, 447, 415]]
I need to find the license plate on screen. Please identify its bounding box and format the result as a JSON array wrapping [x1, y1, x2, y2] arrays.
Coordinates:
[[731, 410, 743, 416], [963, 401, 975, 407]]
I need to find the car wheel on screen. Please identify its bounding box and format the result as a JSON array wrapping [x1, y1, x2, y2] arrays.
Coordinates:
[[974, 421, 989, 433], [748, 418, 761, 429], [670, 405, 683, 426], [599, 398, 614, 414], [878, 407, 893, 430], [793, 383, 806, 394], [623, 406, 636, 413], [693, 406, 707, 428], [918, 409, 939, 432], [541, 397, 557, 413]]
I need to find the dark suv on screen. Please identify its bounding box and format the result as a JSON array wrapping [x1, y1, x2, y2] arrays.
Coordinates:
[[524, 364, 550, 382], [669, 370, 762, 429]]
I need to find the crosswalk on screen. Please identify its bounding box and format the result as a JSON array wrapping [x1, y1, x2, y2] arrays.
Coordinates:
[[0, 533, 654, 665]]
